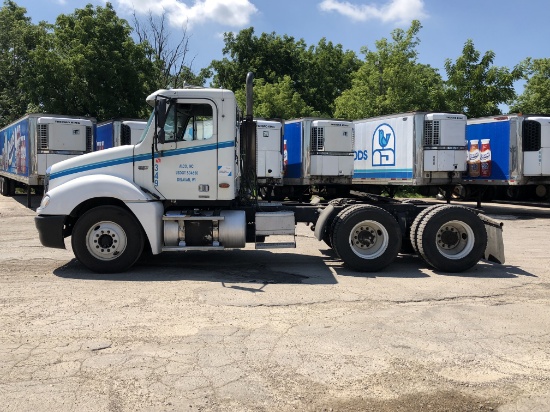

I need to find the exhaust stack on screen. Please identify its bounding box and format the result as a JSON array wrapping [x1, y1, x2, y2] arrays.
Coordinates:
[[240, 72, 257, 200]]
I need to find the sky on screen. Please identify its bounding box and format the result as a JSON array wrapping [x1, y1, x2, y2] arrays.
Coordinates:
[[14, 0, 550, 99]]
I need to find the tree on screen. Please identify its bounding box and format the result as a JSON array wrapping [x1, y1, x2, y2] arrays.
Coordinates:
[[0, 0, 47, 127], [334, 20, 445, 119], [208, 28, 359, 117], [510, 58, 550, 114], [25, 3, 155, 120], [444, 39, 523, 118], [209, 28, 307, 91], [132, 10, 207, 90], [235, 76, 317, 119], [301, 38, 361, 116]]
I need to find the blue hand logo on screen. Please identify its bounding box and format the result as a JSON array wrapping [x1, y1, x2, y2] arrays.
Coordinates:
[[379, 129, 391, 148], [372, 123, 396, 167]]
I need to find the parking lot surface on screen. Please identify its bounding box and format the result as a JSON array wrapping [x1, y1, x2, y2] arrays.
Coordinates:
[[1, 195, 550, 411]]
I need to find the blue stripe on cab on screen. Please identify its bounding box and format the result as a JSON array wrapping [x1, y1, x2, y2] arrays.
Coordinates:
[[51, 140, 235, 180]]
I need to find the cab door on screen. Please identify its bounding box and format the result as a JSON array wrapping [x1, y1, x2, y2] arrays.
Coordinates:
[[153, 100, 217, 200]]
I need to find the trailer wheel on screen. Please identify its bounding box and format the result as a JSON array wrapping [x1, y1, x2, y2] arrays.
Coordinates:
[[0, 177, 6, 196], [416, 205, 487, 272], [331, 205, 401, 272], [0, 177, 14, 196], [409, 204, 448, 253], [71, 206, 144, 273]]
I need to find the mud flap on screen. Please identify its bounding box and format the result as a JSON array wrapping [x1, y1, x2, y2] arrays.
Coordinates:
[[479, 213, 505, 264], [314, 204, 334, 241]]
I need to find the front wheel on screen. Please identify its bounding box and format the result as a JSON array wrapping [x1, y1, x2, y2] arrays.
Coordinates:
[[331, 205, 402, 272], [71, 206, 144, 273], [416, 205, 487, 272]]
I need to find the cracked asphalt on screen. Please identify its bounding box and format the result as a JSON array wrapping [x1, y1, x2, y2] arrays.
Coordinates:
[[1, 195, 550, 411]]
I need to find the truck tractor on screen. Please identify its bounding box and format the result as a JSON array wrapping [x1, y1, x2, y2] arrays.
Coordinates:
[[35, 73, 505, 274]]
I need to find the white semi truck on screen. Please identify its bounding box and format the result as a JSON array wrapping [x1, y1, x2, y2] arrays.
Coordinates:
[[1, 114, 95, 207], [34, 74, 504, 274]]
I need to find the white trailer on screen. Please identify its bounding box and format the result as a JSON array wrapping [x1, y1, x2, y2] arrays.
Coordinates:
[[352, 112, 467, 195], [34, 74, 504, 274], [281, 118, 355, 199], [256, 119, 283, 187], [1, 114, 95, 206]]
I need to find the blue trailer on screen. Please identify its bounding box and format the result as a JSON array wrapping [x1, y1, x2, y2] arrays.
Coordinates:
[[459, 115, 550, 200], [95, 119, 146, 151], [1, 114, 95, 206]]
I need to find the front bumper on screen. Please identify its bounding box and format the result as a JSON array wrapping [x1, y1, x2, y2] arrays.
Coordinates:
[[35, 215, 67, 249]]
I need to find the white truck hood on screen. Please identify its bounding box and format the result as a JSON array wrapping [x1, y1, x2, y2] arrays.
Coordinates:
[[47, 145, 136, 191]]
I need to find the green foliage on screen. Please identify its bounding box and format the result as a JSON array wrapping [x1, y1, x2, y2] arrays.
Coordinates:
[[334, 20, 445, 119], [3, 0, 548, 129], [210, 28, 308, 91], [510, 58, 550, 114], [208, 27, 360, 118], [0, 0, 47, 126], [24, 3, 155, 120], [301, 38, 361, 116], [235, 76, 318, 119], [444, 39, 523, 118]]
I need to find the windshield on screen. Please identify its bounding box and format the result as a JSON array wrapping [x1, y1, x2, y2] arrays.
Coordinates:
[[138, 110, 155, 143]]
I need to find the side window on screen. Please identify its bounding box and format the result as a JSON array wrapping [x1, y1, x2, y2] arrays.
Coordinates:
[[163, 103, 185, 142], [163, 103, 213, 142], [162, 103, 213, 142], [182, 104, 213, 141]]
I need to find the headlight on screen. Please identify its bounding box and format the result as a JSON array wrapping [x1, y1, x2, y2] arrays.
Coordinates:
[[39, 195, 50, 209]]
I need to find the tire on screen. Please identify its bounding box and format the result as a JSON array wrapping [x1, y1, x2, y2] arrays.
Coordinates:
[[1, 177, 12, 196], [451, 184, 471, 201], [416, 205, 487, 272], [331, 204, 402, 272], [505, 186, 524, 200], [409, 204, 448, 254], [535, 185, 549, 200], [71, 206, 144, 273]]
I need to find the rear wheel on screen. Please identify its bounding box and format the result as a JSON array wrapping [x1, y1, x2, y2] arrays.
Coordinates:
[[416, 205, 487, 272], [331, 205, 401, 272], [71, 206, 144, 273], [409, 204, 447, 253]]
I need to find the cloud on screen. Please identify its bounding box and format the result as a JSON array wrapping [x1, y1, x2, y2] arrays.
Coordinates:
[[115, 0, 258, 28], [319, 0, 427, 24]]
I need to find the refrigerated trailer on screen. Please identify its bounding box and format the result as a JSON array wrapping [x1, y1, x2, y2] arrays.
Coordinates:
[[1, 114, 95, 206], [256, 119, 284, 187], [352, 112, 467, 196], [280, 118, 355, 199], [457, 115, 550, 201], [95, 119, 146, 151]]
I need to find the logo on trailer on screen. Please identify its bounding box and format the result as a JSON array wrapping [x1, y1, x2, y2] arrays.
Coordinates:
[[372, 123, 395, 166]]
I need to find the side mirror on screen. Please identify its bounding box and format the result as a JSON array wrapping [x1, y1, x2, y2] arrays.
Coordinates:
[[158, 129, 165, 144], [156, 99, 167, 128]]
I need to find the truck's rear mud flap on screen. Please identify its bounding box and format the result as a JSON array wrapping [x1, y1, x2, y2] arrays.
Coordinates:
[[479, 214, 505, 264]]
